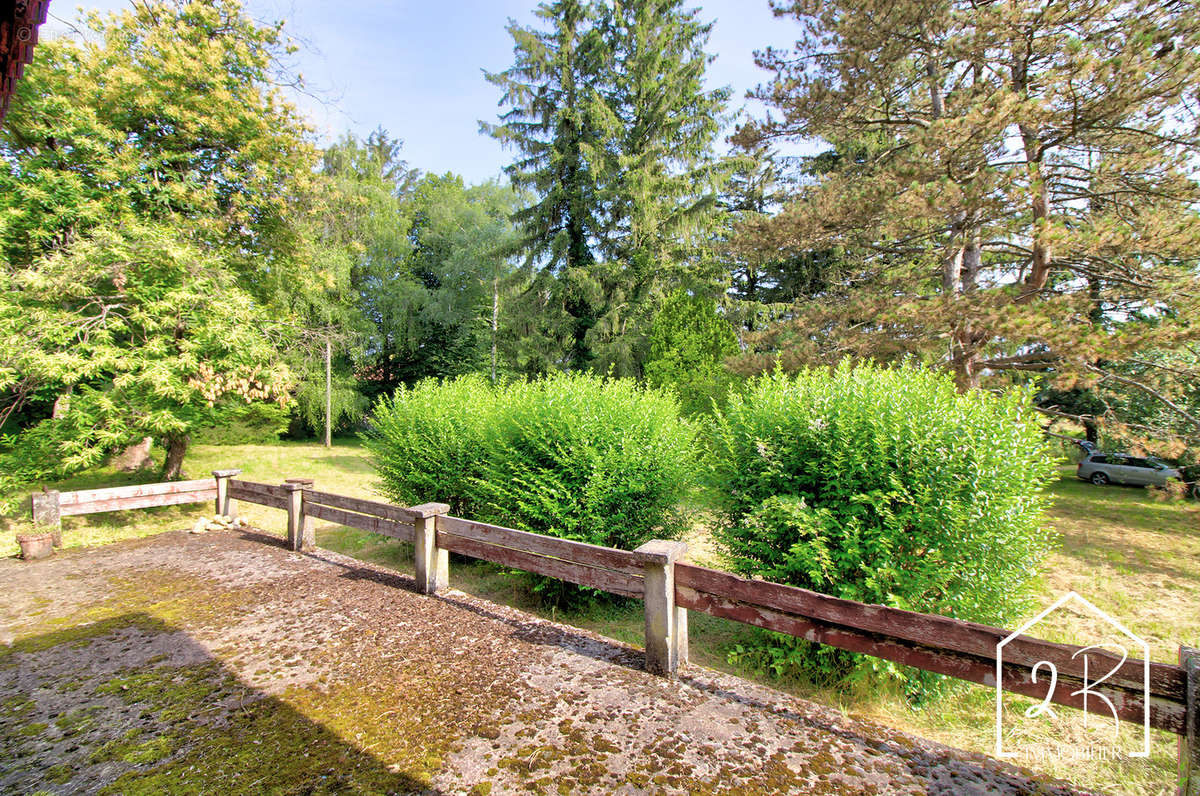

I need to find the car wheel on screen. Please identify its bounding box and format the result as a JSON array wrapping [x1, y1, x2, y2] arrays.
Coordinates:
[[1090, 472, 1109, 485]]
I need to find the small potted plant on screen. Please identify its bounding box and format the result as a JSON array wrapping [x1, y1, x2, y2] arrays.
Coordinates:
[[15, 526, 55, 560]]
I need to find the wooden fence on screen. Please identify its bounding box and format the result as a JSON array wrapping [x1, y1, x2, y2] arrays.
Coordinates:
[[28, 469, 1200, 793]]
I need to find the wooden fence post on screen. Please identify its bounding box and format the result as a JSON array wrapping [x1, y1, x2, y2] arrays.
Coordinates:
[[1182, 645, 1199, 796], [635, 540, 688, 677], [283, 479, 314, 552], [30, 490, 62, 547], [411, 502, 451, 594], [211, 469, 241, 517]]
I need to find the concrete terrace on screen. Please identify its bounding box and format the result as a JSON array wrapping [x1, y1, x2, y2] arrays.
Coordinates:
[[0, 530, 1090, 795]]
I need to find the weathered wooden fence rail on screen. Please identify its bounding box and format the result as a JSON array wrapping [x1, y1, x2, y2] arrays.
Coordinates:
[[28, 469, 1200, 792]]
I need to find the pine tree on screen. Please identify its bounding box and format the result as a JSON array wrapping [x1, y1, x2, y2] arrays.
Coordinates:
[[735, 0, 1200, 455], [482, 0, 609, 369]]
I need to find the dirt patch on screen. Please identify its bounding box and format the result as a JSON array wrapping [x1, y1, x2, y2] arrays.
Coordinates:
[[0, 530, 1093, 794]]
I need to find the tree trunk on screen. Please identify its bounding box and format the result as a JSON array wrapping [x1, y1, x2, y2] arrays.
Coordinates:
[[161, 434, 189, 480], [1019, 124, 1052, 295], [941, 228, 964, 292], [324, 336, 332, 448], [945, 216, 982, 391], [52, 389, 72, 419], [951, 338, 981, 392], [961, 226, 981, 291], [111, 437, 154, 472], [1025, 167, 1052, 291]]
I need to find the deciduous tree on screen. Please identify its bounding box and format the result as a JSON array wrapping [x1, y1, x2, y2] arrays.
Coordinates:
[[0, 0, 329, 481]]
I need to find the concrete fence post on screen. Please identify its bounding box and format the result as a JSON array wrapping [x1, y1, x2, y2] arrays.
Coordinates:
[[282, 478, 314, 552], [30, 490, 62, 547], [634, 540, 688, 677], [1182, 645, 1199, 796], [411, 502, 451, 594], [211, 469, 241, 518]]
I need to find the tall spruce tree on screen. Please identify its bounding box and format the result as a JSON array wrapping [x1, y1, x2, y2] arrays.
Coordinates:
[[482, 0, 608, 369], [602, 0, 729, 268], [586, 0, 731, 374], [484, 0, 729, 373]]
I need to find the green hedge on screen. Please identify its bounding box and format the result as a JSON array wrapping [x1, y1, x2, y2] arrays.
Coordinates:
[[364, 373, 497, 517], [706, 362, 1057, 693], [644, 290, 739, 415], [365, 373, 697, 603]]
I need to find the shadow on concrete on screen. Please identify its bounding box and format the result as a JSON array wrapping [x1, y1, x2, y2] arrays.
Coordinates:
[[298, 544, 648, 674], [0, 612, 441, 795]]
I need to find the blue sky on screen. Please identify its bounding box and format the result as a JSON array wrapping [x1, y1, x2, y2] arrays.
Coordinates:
[[45, 1, 808, 184]]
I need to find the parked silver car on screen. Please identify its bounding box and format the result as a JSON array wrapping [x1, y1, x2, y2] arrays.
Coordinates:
[[1076, 452, 1182, 486]]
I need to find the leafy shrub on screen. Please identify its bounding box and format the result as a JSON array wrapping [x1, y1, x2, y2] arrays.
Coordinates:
[[472, 373, 694, 547], [644, 290, 739, 415], [363, 374, 497, 517], [707, 361, 1057, 693], [366, 372, 697, 604]]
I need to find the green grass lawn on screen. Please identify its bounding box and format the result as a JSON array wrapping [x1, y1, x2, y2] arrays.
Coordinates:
[[4, 442, 1196, 794]]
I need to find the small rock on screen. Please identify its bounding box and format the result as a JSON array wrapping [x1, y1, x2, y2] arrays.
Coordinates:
[[189, 519, 207, 534]]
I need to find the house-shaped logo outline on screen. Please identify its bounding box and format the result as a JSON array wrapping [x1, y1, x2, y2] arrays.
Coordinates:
[[994, 590, 1150, 759]]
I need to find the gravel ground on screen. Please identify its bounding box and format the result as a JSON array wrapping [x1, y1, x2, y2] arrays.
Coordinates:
[[0, 529, 1096, 795]]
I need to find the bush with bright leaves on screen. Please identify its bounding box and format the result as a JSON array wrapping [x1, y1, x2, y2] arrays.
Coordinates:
[[364, 374, 498, 518], [644, 290, 739, 415], [707, 361, 1057, 694], [366, 373, 697, 604]]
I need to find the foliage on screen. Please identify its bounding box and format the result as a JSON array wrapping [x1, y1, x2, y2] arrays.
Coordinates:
[[363, 374, 498, 516], [322, 133, 522, 392], [389, 175, 522, 386], [0, 0, 330, 481], [644, 290, 738, 414], [706, 362, 1057, 692], [366, 372, 697, 604], [0, 223, 291, 494], [1, 1, 323, 297], [733, 0, 1200, 458], [720, 142, 848, 332], [583, 0, 733, 374], [472, 373, 695, 551], [484, 0, 730, 373], [290, 371, 371, 438]]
